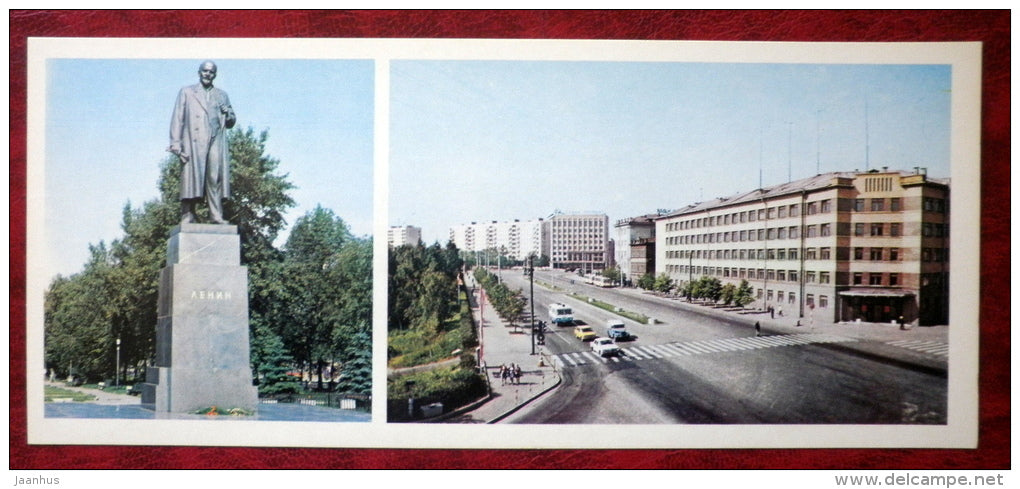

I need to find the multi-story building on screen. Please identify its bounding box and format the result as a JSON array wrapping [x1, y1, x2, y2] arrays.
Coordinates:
[[655, 169, 949, 326], [548, 211, 610, 272], [614, 215, 658, 282], [448, 218, 546, 260], [387, 225, 422, 247]]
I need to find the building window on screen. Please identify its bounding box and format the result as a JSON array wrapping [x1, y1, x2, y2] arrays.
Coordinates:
[[890, 223, 901, 237], [854, 199, 865, 212], [853, 272, 863, 285], [870, 247, 883, 260], [778, 206, 787, 218], [819, 295, 828, 308], [870, 273, 883, 286], [806, 225, 817, 238], [790, 204, 800, 217], [806, 294, 815, 307], [821, 199, 832, 213], [777, 248, 786, 260], [807, 202, 818, 215], [805, 248, 817, 260], [871, 199, 885, 212], [789, 226, 799, 239], [778, 228, 787, 239], [788, 292, 796, 304], [889, 273, 899, 286], [889, 248, 899, 261], [820, 247, 831, 260], [821, 224, 832, 237], [890, 198, 901, 211], [777, 270, 786, 281], [871, 223, 884, 237], [854, 223, 865, 236], [777, 291, 785, 302], [806, 271, 816, 283], [819, 271, 830, 284], [789, 248, 798, 260], [789, 270, 798, 282]]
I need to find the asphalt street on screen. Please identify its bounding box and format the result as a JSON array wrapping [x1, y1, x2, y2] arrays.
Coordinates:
[[453, 267, 948, 425]]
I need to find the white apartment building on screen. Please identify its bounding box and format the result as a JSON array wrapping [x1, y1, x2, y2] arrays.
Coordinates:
[[448, 218, 546, 260], [387, 225, 422, 248]]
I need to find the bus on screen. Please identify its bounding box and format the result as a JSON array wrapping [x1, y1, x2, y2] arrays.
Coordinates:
[[548, 303, 574, 325]]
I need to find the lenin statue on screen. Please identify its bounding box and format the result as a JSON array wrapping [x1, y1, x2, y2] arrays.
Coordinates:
[[168, 61, 236, 224]]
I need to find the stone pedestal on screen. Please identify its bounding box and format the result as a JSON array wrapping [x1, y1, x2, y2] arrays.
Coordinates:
[[140, 223, 258, 413]]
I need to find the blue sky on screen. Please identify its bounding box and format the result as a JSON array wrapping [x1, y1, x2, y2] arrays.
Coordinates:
[[40, 57, 953, 278], [42, 58, 374, 280], [388, 61, 951, 245]]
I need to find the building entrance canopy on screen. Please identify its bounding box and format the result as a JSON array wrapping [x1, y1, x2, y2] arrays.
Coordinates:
[[839, 288, 915, 298]]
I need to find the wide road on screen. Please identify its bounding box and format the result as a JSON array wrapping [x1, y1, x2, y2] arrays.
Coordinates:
[[495, 268, 947, 425]]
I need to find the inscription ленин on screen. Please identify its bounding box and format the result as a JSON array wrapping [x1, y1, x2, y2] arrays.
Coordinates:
[[190, 290, 232, 300]]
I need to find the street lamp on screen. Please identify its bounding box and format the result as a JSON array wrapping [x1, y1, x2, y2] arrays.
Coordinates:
[[528, 255, 536, 355], [115, 338, 121, 387]]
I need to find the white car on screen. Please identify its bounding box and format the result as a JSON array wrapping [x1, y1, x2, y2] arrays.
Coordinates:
[[591, 337, 621, 357]]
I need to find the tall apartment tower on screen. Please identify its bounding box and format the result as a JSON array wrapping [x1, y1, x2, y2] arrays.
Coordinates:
[[387, 225, 422, 247], [547, 212, 610, 272], [655, 169, 949, 326]]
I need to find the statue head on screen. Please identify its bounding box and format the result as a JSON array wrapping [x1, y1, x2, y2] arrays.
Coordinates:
[[198, 61, 218, 88]]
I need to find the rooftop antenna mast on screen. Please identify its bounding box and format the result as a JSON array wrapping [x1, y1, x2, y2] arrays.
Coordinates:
[[758, 125, 764, 189], [864, 93, 871, 171]]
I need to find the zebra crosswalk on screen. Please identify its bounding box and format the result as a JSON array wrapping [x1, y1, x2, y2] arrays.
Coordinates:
[[885, 339, 949, 358], [550, 333, 857, 368]]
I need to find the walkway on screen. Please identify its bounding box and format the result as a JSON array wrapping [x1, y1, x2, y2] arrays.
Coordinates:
[[441, 273, 560, 423]]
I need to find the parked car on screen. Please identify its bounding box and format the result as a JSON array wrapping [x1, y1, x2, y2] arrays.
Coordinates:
[[573, 325, 597, 341], [606, 319, 631, 341], [591, 337, 621, 357]]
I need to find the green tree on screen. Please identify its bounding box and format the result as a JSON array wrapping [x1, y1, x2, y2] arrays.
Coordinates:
[[720, 283, 737, 306], [44, 127, 297, 387], [734, 279, 755, 307], [277, 205, 365, 389], [697, 276, 723, 302], [637, 272, 656, 291], [250, 322, 301, 396], [653, 273, 675, 294], [602, 265, 621, 285]]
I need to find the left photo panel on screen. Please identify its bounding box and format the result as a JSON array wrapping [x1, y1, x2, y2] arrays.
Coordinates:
[[31, 55, 375, 426]]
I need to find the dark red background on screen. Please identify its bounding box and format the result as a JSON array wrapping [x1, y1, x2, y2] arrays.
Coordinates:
[[9, 10, 1010, 470]]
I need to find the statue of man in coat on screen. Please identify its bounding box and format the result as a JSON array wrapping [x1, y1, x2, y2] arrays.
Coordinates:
[[168, 60, 236, 224]]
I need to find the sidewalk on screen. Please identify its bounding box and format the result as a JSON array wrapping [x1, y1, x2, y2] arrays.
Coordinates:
[[446, 274, 560, 423], [45, 381, 142, 405]]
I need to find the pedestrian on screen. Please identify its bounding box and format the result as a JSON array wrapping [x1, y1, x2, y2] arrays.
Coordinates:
[[755, 321, 761, 337], [769, 306, 775, 319], [778, 306, 783, 317], [898, 315, 906, 330], [514, 364, 522, 384]]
